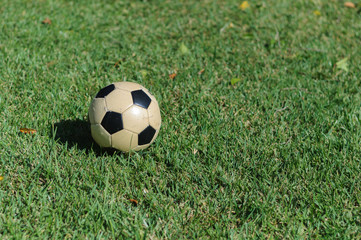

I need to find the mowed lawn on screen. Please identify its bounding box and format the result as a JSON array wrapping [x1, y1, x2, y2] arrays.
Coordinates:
[[1, 0, 361, 238]]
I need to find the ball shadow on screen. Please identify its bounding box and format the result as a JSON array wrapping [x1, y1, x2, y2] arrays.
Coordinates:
[[52, 119, 118, 156]]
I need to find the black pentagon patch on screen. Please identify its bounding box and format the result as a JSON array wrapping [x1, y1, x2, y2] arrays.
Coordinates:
[[96, 84, 115, 98], [131, 90, 151, 109], [101, 111, 123, 134], [138, 126, 156, 145]]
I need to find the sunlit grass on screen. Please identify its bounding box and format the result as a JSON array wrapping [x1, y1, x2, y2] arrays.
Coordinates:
[[1, 0, 361, 238]]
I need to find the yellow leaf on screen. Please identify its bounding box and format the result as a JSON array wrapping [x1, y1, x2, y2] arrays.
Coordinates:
[[140, 70, 148, 78], [239, 1, 250, 10], [313, 10, 321, 16], [336, 57, 349, 72], [344, 2, 356, 8], [0, 176, 3, 181], [178, 43, 190, 55], [231, 78, 241, 85]]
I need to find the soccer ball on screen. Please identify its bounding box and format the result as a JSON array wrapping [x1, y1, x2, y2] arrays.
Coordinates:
[[88, 82, 161, 152]]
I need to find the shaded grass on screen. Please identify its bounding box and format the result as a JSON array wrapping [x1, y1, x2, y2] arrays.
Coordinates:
[[1, 0, 361, 238]]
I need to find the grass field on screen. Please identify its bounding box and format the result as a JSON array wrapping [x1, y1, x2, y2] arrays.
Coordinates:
[[1, 0, 361, 238]]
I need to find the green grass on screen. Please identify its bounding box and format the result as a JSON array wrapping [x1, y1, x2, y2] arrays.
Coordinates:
[[1, 0, 361, 238]]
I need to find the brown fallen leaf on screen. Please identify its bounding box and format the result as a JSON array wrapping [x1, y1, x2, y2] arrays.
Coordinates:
[[47, 61, 56, 68], [169, 73, 177, 80], [344, 2, 356, 8], [244, 120, 251, 129], [129, 199, 138, 205], [198, 69, 205, 75], [20, 128, 37, 134], [114, 60, 121, 68], [0, 176, 3, 181], [42, 18, 52, 25]]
